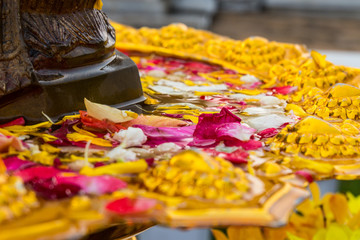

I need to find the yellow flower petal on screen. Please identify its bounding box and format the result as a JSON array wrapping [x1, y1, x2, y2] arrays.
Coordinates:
[[0, 219, 71, 240], [227, 226, 264, 240], [329, 194, 350, 225], [322, 194, 335, 226], [194, 91, 221, 96], [0, 158, 6, 173], [325, 224, 351, 240], [291, 157, 334, 175], [350, 229, 360, 240], [0, 128, 14, 137], [40, 144, 61, 154], [286, 232, 305, 240], [264, 227, 287, 240], [348, 211, 360, 230], [70, 155, 110, 163], [347, 192, 360, 215], [295, 117, 341, 135], [94, 0, 103, 9], [313, 229, 326, 240], [144, 94, 160, 105], [309, 182, 321, 206], [232, 89, 265, 95], [31, 151, 55, 166], [54, 114, 80, 125], [341, 123, 360, 136], [247, 161, 255, 176], [311, 50, 327, 69], [170, 151, 213, 172], [69, 196, 91, 211], [211, 229, 228, 240], [126, 111, 139, 119], [73, 124, 96, 137], [285, 104, 308, 118], [261, 162, 282, 175], [182, 115, 199, 124], [80, 160, 148, 176], [4, 121, 52, 134], [66, 132, 113, 147], [31, 133, 58, 142], [328, 84, 360, 98]]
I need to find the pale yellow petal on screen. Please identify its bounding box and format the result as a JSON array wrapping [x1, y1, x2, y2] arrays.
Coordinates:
[[325, 224, 351, 240], [84, 98, 137, 123], [313, 229, 326, 240]]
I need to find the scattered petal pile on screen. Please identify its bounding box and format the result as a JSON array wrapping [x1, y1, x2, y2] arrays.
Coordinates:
[[0, 21, 360, 239]]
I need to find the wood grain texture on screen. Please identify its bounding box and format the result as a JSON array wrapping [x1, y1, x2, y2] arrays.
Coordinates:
[[0, 0, 33, 96], [0, 0, 116, 96]]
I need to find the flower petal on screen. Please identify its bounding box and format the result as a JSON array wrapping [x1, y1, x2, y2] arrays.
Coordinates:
[[216, 123, 256, 142], [3, 156, 37, 172], [122, 114, 189, 128], [194, 108, 242, 140], [0, 135, 25, 152], [257, 128, 279, 139], [211, 229, 228, 240], [0, 117, 25, 128], [85, 98, 137, 123], [106, 197, 157, 215], [55, 174, 127, 195], [135, 125, 195, 147]]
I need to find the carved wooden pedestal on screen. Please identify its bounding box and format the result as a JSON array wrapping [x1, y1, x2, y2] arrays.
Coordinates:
[[0, 0, 144, 123]]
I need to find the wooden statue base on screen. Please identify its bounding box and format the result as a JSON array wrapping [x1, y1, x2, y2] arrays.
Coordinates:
[[0, 51, 145, 123]]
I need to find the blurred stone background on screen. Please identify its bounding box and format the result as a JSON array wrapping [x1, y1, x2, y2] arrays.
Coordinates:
[[103, 0, 360, 51]]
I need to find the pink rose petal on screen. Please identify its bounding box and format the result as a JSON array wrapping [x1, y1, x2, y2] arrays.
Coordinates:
[[205, 149, 248, 164], [295, 170, 314, 183], [257, 128, 279, 139], [106, 197, 157, 215], [0, 117, 25, 128], [193, 108, 241, 141], [216, 122, 256, 142], [55, 175, 127, 195], [3, 156, 37, 172], [135, 125, 195, 147], [268, 86, 297, 95], [15, 166, 62, 182]]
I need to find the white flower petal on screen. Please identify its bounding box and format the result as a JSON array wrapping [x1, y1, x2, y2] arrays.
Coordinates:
[[106, 147, 137, 162], [156, 143, 182, 153], [240, 74, 260, 83], [113, 127, 147, 148], [259, 96, 283, 106], [246, 114, 295, 131]]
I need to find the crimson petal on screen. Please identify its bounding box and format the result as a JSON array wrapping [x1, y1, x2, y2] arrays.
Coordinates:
[[193, 108, 241, 141], [0, 117, 25, 128]]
